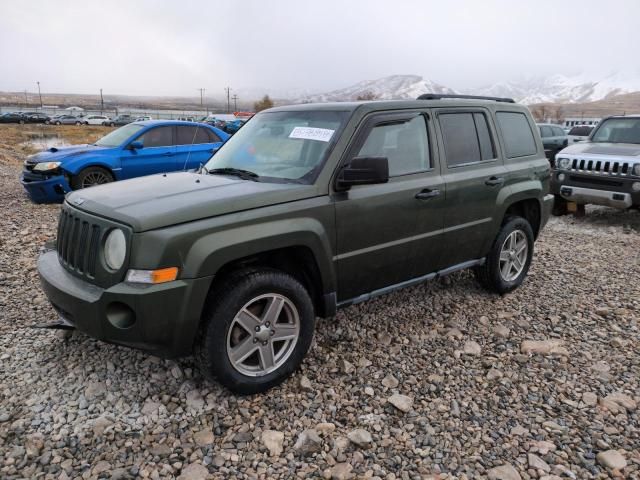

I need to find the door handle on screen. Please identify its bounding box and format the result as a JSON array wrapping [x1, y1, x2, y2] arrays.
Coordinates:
[[485, 176, 504, 187], [415, 188, 441, 200]]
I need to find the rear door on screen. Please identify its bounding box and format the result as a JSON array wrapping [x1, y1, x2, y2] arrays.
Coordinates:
[[174, 125, 223, 170], [436, 108, 507, 265], [334, 111, 445, 301], [120, 125, 176, 179]]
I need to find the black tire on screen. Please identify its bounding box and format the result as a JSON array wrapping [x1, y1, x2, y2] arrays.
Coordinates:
[[55, 121, 61, 125], [45, 120, 50, 125], [552, 194, 569, 216], [71, 166, 114, 190], [196, 268, 315, 394], [475, 216, 534, 294], [19, 119, 25, 124], [75, 121, 81, 125], [110, 122, 115, 127]]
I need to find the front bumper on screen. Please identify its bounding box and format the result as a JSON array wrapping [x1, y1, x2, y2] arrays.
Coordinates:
[[37, 250, 213, 358], [550, 170, 640, 209], [20, 171, 70, 203]]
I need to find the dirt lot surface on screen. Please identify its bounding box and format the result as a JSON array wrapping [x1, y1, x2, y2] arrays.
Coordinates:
[[0, 127, 639, 479]]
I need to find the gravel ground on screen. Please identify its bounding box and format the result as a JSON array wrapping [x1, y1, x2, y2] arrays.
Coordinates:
[[1, 147, 639, 480]]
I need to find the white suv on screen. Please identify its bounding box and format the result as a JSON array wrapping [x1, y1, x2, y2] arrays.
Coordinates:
[[83, 115, 111, 126]]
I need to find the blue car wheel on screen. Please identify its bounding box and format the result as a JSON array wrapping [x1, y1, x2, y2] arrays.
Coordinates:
[[71, 166, 114, 190]]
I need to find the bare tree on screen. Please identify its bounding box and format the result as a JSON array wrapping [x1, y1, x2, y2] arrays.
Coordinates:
[[531, 105, 548, 122], [355, 91, 379, 101], [254, 95, 274, 112], [551, 105, 565, 125]]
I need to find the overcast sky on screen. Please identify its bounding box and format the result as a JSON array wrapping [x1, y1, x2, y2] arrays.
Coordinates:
[[1, 0, 639, 99]]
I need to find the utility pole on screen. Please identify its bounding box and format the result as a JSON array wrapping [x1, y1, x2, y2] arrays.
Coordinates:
[[224, 87, 231, 114], [197, 88, 207, 115], [100, 88, 104, 114], [37, 81, 43, 109], [232, 94, 238, 112], [23, 90, 28, 108]]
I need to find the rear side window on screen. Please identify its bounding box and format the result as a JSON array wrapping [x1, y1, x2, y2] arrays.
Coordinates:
[[137, 126, 173, 147], [496, 112, 537, 158], [176, 126, 215, 145], [357, 115, 430, 176], [552, 127, 565, 136], [439, 112, 495, 167]]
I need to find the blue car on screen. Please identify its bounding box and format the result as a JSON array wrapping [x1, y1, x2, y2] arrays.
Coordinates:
[[20, 121, 229, 203]]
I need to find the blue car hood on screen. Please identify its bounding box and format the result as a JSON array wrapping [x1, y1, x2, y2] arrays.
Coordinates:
[[28, 144, 108, 163]]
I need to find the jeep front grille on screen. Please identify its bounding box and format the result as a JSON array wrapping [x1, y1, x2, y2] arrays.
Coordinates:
[[57, 208, 102, 278], [568, 158, 631, 176]]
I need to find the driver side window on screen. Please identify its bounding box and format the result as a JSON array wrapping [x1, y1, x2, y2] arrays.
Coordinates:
[[357, 115, 430, 177], [136, 126, 173, 148]]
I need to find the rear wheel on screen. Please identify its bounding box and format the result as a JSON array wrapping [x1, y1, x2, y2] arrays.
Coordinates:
[[55, 121, 61, 125], [71, 166, 114, 189], [196, 268, 315, 394], [110, 122, 115, 127], [475, 216, 534, 294], [75, 121, 81, 125]]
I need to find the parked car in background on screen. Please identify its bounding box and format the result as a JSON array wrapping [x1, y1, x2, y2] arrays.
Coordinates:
[[552, 114, 640, 212], [52, 115, 83, 125], [224, 119, 246, 134], [176, 116, 196, 122], [135, 116, 152, 122], [567, 125, 594, 144], [26, 113, 51, 124], [0, 112, 27, 124], [83, 115, 111, 126], [20, 120, 229, 203], [105, 115, 135, 127], [537, 123, 568, 160], [34, 95, 553, 393]]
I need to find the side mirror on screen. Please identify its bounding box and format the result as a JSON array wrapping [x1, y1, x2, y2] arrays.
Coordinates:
[[336, 156, 389, 190], [129, 141, 143, 150]]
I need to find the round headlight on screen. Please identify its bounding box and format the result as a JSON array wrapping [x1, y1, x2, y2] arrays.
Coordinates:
[[557, 158, 571, 170], [633, 163, 640, 177], [104, 229, 126, 270]]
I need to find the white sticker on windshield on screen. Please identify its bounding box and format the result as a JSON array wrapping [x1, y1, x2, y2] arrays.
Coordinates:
[[289, 126, 335, 142]]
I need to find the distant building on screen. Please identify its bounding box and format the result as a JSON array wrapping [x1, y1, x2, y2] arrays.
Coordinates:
[[564, 117, 601, 128]]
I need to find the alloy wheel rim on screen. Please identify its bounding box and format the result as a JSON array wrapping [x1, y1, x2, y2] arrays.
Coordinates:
[[226, 293, 300, 377], [499, 230, 528, 282], [82, 172, 110, 188]]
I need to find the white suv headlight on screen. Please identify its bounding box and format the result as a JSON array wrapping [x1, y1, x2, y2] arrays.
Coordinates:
[[104, 229, 126, 270], [556, 158, 571, 170], [33, 161, 61, 172], [632, 163, 640, 177]]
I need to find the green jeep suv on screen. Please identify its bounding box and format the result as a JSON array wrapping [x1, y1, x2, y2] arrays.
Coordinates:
[[37, 95, 553, 393]]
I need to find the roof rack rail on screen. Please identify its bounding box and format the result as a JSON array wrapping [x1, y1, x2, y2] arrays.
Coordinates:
[[417, 94, 515, 103]]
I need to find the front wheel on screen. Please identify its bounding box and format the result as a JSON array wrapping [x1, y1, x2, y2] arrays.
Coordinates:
[[196, 268, 315, 394], [55, 121, 61, 125], [71, 166, 114, 189], [475, 216, 534, 294]]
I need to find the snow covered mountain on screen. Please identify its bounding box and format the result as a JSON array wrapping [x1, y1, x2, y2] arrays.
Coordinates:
[[297, 75, 456, 103], [468, 72, 640, 104], [293, 72, 640, 105]]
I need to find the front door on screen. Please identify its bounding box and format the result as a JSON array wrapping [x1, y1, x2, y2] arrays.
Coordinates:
[[436, 109, 507, 266], [120, 125, 176, 179], [334, 112, 445, 301]]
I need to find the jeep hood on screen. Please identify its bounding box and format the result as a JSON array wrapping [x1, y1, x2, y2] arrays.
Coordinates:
[[559, 142, 640, 157], [28, 144, 107, 162], [67, 172, 319, 232]]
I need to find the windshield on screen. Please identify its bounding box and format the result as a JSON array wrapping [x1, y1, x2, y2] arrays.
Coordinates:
[[95, 123, 144, 147], [204, 110, 349, 183], [568, 126, 594, 136], [591, 118, 640, 144]]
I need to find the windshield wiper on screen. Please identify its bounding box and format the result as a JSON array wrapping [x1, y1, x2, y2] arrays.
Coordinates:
[[208, 167, 259, 181]]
